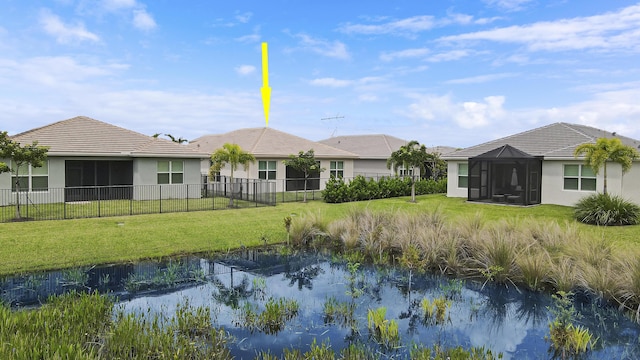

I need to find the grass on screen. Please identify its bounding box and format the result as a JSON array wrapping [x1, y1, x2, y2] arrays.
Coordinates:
[[2, 194, 640, 276]]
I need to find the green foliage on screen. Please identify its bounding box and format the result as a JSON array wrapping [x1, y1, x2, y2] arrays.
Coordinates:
[[323, 296, 357, 328], [237, 296, 300, 335], [574, 137, 640, 194], [367, 307, 400, 350], [0, 130, 49, 219], [322, 175, 445, 203], [411, 344, 503, 360], [574, 193, 640, 226], [420, 296, 451, 324], [209, 142, 256, 206], [546, 291, 597, 358], [387, 140, 433, 202], [283, 149, 325, 202]]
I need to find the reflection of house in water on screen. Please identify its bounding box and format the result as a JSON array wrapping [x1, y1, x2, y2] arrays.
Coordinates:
[[1, 248, 323, 308]]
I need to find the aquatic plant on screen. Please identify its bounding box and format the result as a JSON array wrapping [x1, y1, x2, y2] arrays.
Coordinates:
[[546, 291, 597, 359], [237, 296, 299, 335], [288, 211, 328, 247], [410, 344, 503, 360], [367, 307, 400, 349], [58, 267, 90, 289], [420, 296, 451, 325], [323, 296, 356, 328]]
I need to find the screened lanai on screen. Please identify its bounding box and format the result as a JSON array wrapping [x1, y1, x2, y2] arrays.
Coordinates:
[[467, 144, 542, 206]]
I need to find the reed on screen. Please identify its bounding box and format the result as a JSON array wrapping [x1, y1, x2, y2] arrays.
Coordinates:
[[367, 307, 400, 349]]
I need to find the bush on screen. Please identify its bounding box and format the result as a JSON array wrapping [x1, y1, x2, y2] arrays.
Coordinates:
[[574, 193, 640, 226], [322, 176, 447, 203]]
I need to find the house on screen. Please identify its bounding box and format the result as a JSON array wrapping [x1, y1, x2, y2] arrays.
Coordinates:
[[443, 122, 640, 206], [319, 134, 455, 179], [190, 127, 358, 193], [1, 116, 209, 205]]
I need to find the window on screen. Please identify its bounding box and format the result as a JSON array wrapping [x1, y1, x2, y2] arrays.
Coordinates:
[[399, 166, 414, 177], [563, 164, 596, 191], [458, 163, 468, 188], [258, 161, 277, 180], [330, 161, 344, 178], [11, 160, 49, 192], [157, 160, 184, 184]]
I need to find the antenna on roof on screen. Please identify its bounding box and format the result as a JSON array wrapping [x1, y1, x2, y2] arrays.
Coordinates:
[[321, 114, 345, 138]]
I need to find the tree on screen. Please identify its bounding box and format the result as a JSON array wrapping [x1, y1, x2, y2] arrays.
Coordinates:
[[424, 151, 447, 180], [0, 131, 49, 219], [387, 140, 429, 202], [574, 137, 640, 195], [164, 134, 188, 144], [283, 149, 325, 203], [209, 143, 255, 207]]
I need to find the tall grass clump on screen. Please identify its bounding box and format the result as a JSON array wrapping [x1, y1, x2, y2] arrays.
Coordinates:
[[574, 193, 640, 226], [546, 291, 597, 359], [0, 291, 111, 359], [367, 307, 400, 349], [289, 211, 329, 247]]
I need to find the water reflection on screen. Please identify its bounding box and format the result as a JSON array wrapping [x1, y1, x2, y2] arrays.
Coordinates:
[[2, 250, 640, 359]]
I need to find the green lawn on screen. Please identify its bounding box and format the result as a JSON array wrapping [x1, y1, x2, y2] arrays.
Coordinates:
[[1, 194, 638, 276]]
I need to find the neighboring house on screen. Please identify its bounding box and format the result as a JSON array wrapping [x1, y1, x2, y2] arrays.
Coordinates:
[[1, 116, 209, 205], [443, 122, 640, 206], [190, 127, 358, 193], [319, 134, 455, 178]]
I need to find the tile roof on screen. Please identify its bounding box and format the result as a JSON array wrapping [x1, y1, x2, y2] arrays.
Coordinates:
[[190, 127, 358, 159], [444, 122, 640, 160], [11, 116, 208, 158], [319, 134, 456, 159]]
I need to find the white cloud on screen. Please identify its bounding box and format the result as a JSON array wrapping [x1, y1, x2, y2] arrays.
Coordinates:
[[358, 94, 379, 102], [339, 15, 435, 36], [483, 0, 533, 11], [440, 4, 640, 52], [292, 34, 350, 60], [235, 12, 253, 23], [102, 0, 136, 11], [235, 65, 256, 76], [427, 50, 471, 62], [39, 9, 100, 44], [236, 34, 260, 43], [380, 48, 430, 62], [309, 77, 353, 87], [339, 13, 499, 37], [0, 56, 128, 88], [406, 93, 506, 128], [445, 73, 517, 84], [133, 9, 157, 31]]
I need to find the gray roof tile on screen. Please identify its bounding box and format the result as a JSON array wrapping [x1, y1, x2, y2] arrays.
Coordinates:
[[190, 127, 358, 159], [11, 116, 208, 158], [444, 122, 640, 160]]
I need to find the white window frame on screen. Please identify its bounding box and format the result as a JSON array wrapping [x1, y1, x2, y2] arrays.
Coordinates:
[[157, 160, 184, 184], [563, 164, 596, 191], [258, 160, 277, 180], [11, 160, 49, 193], [458, 163, 468, 188], [330, 161, 344, 178]]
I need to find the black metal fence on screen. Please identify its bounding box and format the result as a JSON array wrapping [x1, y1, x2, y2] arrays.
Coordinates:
[[0, 179, 276, 223]]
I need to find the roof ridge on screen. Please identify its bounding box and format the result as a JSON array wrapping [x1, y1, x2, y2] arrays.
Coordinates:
[[252, 128, 268, 153], [559, 122, 596, 142], [381, 134, 392, 153]]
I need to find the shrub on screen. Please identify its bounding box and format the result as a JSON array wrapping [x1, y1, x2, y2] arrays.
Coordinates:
[[574, 193, 640, 226], [321, 176, 446, 203]]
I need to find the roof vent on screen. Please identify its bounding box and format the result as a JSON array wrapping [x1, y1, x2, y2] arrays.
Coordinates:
[[612, 132, 617, 136]]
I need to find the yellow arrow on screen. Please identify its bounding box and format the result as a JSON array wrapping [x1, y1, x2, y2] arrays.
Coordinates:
[[261, 42, 271, 127]]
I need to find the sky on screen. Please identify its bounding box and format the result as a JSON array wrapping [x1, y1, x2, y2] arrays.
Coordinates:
[[1, 0, 640, 148]]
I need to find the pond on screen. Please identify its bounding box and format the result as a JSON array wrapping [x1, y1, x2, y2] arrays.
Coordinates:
[[2, 248, 640, 359]]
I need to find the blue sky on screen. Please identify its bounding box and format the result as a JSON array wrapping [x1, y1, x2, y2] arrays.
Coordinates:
[[2, 0, 640, 148]]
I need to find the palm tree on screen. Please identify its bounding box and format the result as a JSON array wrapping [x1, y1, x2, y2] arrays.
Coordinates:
[[574, 137, 640, 194], [209, 143, 255, 206], [387, 140, 429, 202]]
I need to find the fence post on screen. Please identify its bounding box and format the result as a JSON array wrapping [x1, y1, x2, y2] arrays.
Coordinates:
[[186, 184, 189, 212], [97, 186, 101, 217], [159, 185, 162, 213]]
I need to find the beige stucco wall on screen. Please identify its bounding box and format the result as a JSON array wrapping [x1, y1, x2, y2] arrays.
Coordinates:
[[446, 161, 468, 198], [447, 159, 640, 207], [213, 158, 355, 193], [133, 157, 203, 200]]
